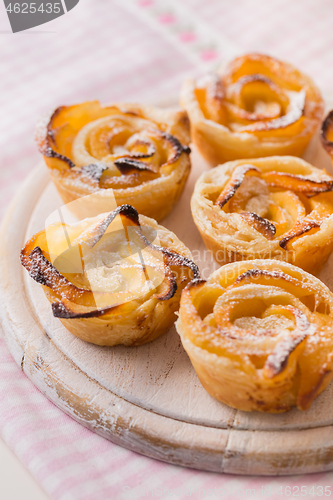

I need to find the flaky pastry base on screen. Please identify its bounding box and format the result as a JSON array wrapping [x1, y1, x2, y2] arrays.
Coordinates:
[[21, 205, 199, 346], [181, 53, 324, 165], [191, 156, 333, 275], [36, 101, 191, 221], [176, 260, 333, 412]]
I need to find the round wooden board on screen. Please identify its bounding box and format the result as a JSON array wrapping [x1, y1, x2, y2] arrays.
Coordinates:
[[3, 139, 333, 476]]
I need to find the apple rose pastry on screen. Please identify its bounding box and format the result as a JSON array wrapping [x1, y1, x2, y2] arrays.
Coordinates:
[[321, 110, 333, 163], [176, 259, 333, 412], [192, 156, 333, 275], [20, 205, 199, 346], [36, 101, 191, 221], [181, 53, 324, 165]]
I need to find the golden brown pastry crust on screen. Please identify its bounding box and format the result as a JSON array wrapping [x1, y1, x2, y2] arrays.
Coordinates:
[[21, 205, 199, 346], [181, 53, 324, 165], [321, 109, 333, 161], [176, 260, 333, 413], [191, 156, 333, 275], [36, 101, 191, 221]]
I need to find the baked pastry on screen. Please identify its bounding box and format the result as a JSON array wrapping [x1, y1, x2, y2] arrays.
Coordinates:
[[21, 205, 199, 346], [181, 53, 324, 165], [176, 259, 333, 412], [321, 109, 333, 162], [36, 101, 191, 221], [191, 156, 333, 275]]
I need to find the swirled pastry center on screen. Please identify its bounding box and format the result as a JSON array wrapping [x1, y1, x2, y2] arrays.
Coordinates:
[[71, 115, 184, 186], [187, 267, 330, 381], [83, 251, 151, 295], [196, 70, 306, 134], [234, 314, 294, 332], [51, 220, 168, 307]]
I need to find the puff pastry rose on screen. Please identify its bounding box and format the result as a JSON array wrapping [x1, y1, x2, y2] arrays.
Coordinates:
[[36, 101, 191, 220], [192, 156, 333, 275], [21, 205, 199, 346], [321, 110, 333, 164], [176, 260, 333, 412], [181, 53, 324, 165]]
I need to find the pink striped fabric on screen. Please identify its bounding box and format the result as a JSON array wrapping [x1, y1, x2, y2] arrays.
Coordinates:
[[1, 0, 333, 498]]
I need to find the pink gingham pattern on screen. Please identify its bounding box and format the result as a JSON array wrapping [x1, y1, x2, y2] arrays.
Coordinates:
[[1, 1, 333, 498]]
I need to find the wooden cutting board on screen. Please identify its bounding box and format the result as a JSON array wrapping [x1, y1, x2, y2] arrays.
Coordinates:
[[2, 138, 333, 476]]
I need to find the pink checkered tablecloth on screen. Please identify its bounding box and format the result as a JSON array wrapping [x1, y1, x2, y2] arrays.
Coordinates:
[[2, 1, 333, 498]]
